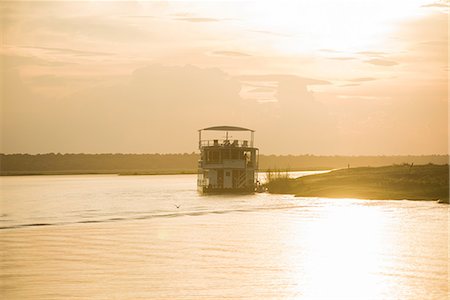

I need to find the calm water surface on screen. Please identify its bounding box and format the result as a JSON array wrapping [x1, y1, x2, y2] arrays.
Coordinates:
[[0, 174, 448, 299]]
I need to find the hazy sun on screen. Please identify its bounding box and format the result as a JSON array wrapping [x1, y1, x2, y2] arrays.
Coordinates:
[[233, 0, 430, 54]]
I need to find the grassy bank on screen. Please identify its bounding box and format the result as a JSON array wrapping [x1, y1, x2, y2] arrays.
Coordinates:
[[266, 164, 449, 202]]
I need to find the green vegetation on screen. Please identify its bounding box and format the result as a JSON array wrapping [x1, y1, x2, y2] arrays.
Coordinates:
[[266, 164, 449, 202], [1, 153, 447, 175]]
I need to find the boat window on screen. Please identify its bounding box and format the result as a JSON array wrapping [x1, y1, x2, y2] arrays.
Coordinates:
[[231, 149, 239, 159], [207, 150, 220, 163], [222, 149, 230, 159], [244, 151, 252, 166]]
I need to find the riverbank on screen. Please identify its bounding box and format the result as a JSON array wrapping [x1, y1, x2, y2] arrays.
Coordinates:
[[266, 164, 449, 203]]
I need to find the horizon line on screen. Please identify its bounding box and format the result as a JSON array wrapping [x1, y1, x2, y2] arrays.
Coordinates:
[[1, 153, 449, 157]]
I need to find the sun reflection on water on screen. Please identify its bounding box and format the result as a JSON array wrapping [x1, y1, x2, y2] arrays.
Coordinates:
[[289, 201, 389, 299]]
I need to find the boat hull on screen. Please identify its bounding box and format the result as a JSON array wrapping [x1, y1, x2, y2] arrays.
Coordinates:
[[198, 186, 255, 194]]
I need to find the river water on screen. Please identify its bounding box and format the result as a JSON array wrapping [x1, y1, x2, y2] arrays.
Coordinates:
[[0, 174, 448, 299]]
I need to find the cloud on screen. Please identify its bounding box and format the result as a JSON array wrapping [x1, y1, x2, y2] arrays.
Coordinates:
[[357, 51, 386, 56], [395, 13, 448, 65], [1, 63, 339, 154], [237, 75, 330, 105], [249, 30, 292, 37], [407, 40, 448, 62], [1, 64, 243, 153], [123, 15, 157, 19], [13, 45, 114, 57], [239, 81, 277, 88], [25, 74, 96, 86], [319, 49, 342, 53], [237, 74, 330, 86], [0, 53, 73, 68], [339, 83, 360, 87], [348, 77, 377, 82], [422, 3, 449, 7], [397, 12, 448, 47], [174, 17, 220, 22], [421, 1, 449, 8], [210, 51, 251, 57], [1, 67, 53, 153], [365, 59, 399, 66], [247, 87, 276, 93], [25, 15, 154, 43], [337, 95, 391, 101], [328, 57, 356, 60]]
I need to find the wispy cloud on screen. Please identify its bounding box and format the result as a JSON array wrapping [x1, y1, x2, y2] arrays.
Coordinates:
[[174, 17, 220, 22], [339, 83, 361, 87], [14, 45, 114, 57], [123, 15, 157, 19], [26, 15, 155, 43], [357, 51, 386, 56], [249, 30, 292, 37], [365, 59, 399, 66], [337, 95, 392, 100], [210, 51, 251, 57], [348, 77, 377, 82], [328, 57, 356, 61], [26, 74, 96, 85], [1, 53, 74, 67], [421, 1, 449, 8], [319, 49, 342, 53], [247, 87, 276, 93], [422, 3, 449, 7], [237, 74, 330, 85]]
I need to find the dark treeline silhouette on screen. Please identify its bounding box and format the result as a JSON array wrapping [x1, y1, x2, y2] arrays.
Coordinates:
[[0, 153, 198, 175], [0, 153, 448, 175]]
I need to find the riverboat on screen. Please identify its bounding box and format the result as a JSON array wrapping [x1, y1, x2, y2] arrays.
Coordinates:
[[197, 126, 259, 194]]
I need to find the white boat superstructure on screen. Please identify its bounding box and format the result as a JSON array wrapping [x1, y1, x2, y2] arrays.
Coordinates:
[[197, 126, 259, 194]]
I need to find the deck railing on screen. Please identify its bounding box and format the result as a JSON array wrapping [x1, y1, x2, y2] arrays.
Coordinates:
[[199, 139, 252, 148]]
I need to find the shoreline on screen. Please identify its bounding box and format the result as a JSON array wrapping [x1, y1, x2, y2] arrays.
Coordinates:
[[0, 168, 330, 177], [295, 195, 443, 202]]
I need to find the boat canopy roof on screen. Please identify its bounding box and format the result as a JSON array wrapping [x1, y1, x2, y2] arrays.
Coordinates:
[[201, 126, 254, 132]]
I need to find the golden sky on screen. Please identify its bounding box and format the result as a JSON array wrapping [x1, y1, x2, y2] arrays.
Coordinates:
[[1, 0, 448, 154]]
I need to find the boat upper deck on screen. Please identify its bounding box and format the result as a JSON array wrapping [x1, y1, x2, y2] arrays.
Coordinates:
[[198, 126, 256, 150], [199, 139, 255, 149]]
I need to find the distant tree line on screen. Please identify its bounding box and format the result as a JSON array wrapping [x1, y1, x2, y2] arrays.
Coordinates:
[[0, 153, 448, 175]]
